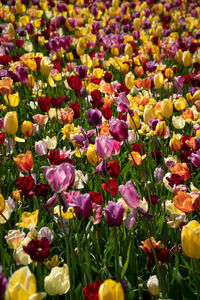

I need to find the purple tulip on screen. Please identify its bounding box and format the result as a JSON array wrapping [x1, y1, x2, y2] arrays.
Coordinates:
[[188, 150, 200, 168], [104, 201, 125, 227], [43, 163, 75, 194], [15, 66, 28, 83], [38, 227, 54, 244], [86, 109, 102, 127], [26, 22, 34, 34], [154, 168, 165, 182], [119, 181, 140, 209], [195, 137, 200, 150], [35, 141, 48, 156], [95, 136, 115, 160], [70, 193, 93, 219], [114, 92, 130, 112], [0, 267, 7, 300], [109, 119, 128, 142], [16, 27, 26, 37], [76, 65, 88, 79]]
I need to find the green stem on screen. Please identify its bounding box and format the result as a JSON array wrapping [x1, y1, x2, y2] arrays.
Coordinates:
[[192, 258, 200, 300], [76, 219, 87, 285], [82, 220, 92, 283], [37, 262, 42, 292], [113, 226, 120, 281]]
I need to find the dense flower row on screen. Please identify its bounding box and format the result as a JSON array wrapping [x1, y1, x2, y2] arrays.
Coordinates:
[[0, 0, 200, 299]]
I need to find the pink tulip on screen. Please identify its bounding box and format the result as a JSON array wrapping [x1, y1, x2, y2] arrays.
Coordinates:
[[95, 136, 115, 160], [118, 180, 140, 208]]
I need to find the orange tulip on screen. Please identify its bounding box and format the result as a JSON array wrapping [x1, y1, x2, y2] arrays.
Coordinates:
[[173, 191, 199, 213], [171, 163, 190, 181], [13, 150, 33, 172], [129, 151, 142, 166]]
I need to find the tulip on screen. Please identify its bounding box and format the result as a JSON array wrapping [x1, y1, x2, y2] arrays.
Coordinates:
[[182, 50, 192, 67], [104, 201, 125, 226], [4, 92, 20, 107], [124, 43, 133, 59], [119, 180, 140, 208], [87, 144, 100, 165], [26, 74, 35, 88], [188, 149, 200, 168], [173, 98, 187, 111], [13, 150, 33, 172], [13, 237, 33, 265], [169, 134, 181, 152], [161, 99, 173, 118], [60, 108, 74, 124], [181, 220, 200, 259], [95, 136, 115, 160], [21, 121, 33, 137], [147, 275, 160, 296], [125, 72, 135, 90], [133, 18, 140, 30], [109, 119, 128, 142], [86, 109, 102, 127], [98, 279, 124, 300], [127, 111, 140, 130], [143, 105, 155, 124], [44, 264, 70, 296], [35, 140, 48, 156], [43, 163, 75, 194], [40, 56, 52, 76], [175, 49, 183, 63], [5, 266, 45, 299], [0, 193, 5, 214], [5, 230, 25, 249], [4, 111, 18, 136], [43, 136, 57, 150], [154, 121, 167, 137], [154, 73, 164, 89], [70, 193, 93, 219], [172, 116, 185, 129]]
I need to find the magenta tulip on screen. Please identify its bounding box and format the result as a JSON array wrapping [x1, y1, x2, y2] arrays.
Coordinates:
[[118, 180, 140, 208]]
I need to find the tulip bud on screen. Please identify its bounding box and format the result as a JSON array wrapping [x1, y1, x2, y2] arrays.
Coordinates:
[[125, 72, 135, 90], [175, 49, 183, 63], [154, 73, 164, 89], [124, 43, 133, 59], [182, 51, 192, 67], [143, 105, 155, 124], [181, 220, 200, 259], [4, 111, 18, 136], [161, 99, 173, 118], [147, 275, 160, 296], [169, 134, 181, 152], [154, 121, 167, 137], [21, 121, 33, 137]]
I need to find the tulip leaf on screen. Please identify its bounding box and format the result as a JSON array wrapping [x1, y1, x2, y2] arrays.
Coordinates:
[[121, 241, 131, 280]]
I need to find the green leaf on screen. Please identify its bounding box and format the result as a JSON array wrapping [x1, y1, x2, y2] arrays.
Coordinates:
[[121, 241, 131, 280]]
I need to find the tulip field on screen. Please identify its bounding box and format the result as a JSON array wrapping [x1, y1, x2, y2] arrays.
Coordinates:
[[1, 0, 200, 299]]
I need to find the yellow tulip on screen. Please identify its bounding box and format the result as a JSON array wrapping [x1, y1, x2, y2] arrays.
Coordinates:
[[169, 133, 181, 152], [128, 111, 140, 130], [154, 121, 167, 137], [21, 121, 33, 137], [143, 105, 155, 124], [182, 50, 192, 67], [87, 144, 100, 165], [5, 266, 45, 300], [111, 47, 119, 56], [44, 265, 70, 296], [26, 74, 35, 89], [99, 279, 124, 300], [161, 99, 173, 118], [165, 68, 174, 80], [156, 25, 163, 37], [181, 220, 200, 259], [173, 98, 187, 111], [16, 210, 38, 229], [4, 111, 18, 135], [124, 43, 133, 59], [125, 72, 135, 90], [40, 57, 52, 76], [154, 73, 164, 89], [175, 49, 183, 63], [4, 92, 20, 107], [0, 193, 5, 214], [133, 18, 141, 30]]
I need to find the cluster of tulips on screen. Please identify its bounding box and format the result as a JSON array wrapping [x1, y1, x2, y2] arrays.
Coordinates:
[[0, 0, 200, 299]]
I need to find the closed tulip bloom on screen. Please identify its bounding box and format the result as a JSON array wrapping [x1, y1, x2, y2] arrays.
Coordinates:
[[21, 121, 33, 137], [5, 230, 25, 249], [154, 121, 167, 137], [43, 163, 75, 194], [182, 51, 192, 67], [173, 98, 187, 111], [154, 73, 164, 89], [181, 220, 200, 259], [175, 49, 183, 63], [13, 150, 33, 172], [147, 275, 160, 296], [44, 265, 70, 296], [99, 279, 124, 300], [4, 111, 18, 136], [5, 266, 45, 300], [119, 180, 140, 209], [40, 56, 52, 76], [86, 109, 102, 127], [169, 134, 181, 152], [161, 99, 173, 118], [124, 43, 133, 59], [4, 92, 20, 107], [125, 72, 135, 90], [109, 119, 128, 142], [70, 193, 93, 219], [87, 144, 100, 165], [133, 18, 140, 30], [143, 106, 155, 124], [128, 111, 140, 130], [35, 140, 48, 156], [95, 136, 115, 160], [104, 201, 125, 226]]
